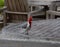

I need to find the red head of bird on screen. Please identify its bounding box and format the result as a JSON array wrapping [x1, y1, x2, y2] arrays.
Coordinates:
[[27, 16, 32, 28]]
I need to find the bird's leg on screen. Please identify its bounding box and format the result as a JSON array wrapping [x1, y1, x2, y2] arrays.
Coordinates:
[[25, 25, 31, 35], [24, 26, 30, 39]]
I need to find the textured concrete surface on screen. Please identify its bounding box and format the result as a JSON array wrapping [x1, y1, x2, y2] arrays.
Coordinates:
[[0, 38, 60, 47], [0, 19, 60, 47], [2, 19, 60, 40]]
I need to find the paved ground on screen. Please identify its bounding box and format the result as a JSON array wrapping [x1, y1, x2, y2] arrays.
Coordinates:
[[1, 19, 60, 41], [0, 19, 60, 47]]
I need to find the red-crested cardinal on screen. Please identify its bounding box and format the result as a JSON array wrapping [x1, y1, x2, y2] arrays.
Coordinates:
[[25, 16, 32, 35]]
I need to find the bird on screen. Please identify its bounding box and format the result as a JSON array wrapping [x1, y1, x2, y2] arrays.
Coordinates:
[[25, 16, 32, 35], [21, 16, 32, 35]]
